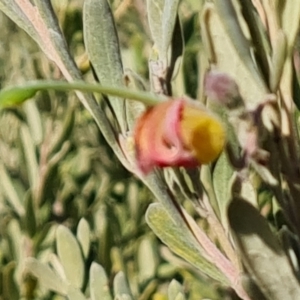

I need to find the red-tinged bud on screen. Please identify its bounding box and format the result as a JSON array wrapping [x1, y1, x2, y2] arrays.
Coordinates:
[[134, 99, 225, 174]]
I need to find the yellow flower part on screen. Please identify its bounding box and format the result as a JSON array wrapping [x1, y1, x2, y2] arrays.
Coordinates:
[[180, 105, 225, 164]]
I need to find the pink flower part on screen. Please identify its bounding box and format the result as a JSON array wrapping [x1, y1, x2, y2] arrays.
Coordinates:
[[134, 99, 198, 174]]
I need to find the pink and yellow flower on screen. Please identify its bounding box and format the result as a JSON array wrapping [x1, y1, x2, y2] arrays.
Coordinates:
[[134, 98, 225, 174]]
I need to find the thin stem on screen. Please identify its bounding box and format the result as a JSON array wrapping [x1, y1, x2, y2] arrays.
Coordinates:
[[0, 80, 164, 107]]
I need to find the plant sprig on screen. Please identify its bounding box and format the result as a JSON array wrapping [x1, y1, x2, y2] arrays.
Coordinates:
[[0, 80, 164, 109]]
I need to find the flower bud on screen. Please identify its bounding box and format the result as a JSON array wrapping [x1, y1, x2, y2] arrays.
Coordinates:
[[134, 99, 225, 174], [205, 70, 242, 109]]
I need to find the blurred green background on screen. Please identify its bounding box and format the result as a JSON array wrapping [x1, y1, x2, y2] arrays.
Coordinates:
[[0, 1, 233, 299]]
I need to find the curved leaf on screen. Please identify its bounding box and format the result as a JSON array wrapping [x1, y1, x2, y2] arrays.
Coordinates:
[[25, 258, 68, 295], [147, 0, 180, 60], [113, 272, 133, 299], [56, 225, 85, 289], [212, 152, 233, 225], [138, 236, 158, 283], [83, 0, 126, 133], [168, 279, 186, 300], [89, 262, 112, 300], [228, 198, 300, 300], [77, 218, 91, 259], [67, 287, 87, 300], [280, 0, 300, 52], [146, 203, 228, 284], [201, 3, 267, 109]]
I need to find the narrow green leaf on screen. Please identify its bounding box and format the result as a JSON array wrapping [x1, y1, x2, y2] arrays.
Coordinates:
[[162, 0, 180, 56], [32, 0, 83, 77], [143, 172, 200, 240], [67, 287, 87, 300], [146, 203, 228, 284], [281, 0, 300, 52], [201, 3, 267, 109], [228, 198, 300, 300], [212, 152, 233, 225], [270, 31, 287, 92], [147, 0, 182, 95], [168, 279, 186, 300], [250, 159, 278, 186], [20, 124, 39, 190], [124, 69, 147, 131], [2, 262, 19, 300], [237, 0, 270, 83], [7, 220, 22, 261], [25, 258, 68, 295], [94, 205, 114, 272], [0, 1, 40, 45], [23, 100, 43, 145], [77, 218, 91, 259], [113, 272, 133, 299], [49, 253, 68, 283], [24, 192, 37, 238], [147, 0, 164, 54], [274, 0, 300, 111], [56, 225, 85, 289], [89, 262, 112, 300], [137, 236, 158, 283], [83, 0, 126, 133], [49, 107, 75, 156], [0, 161, 25, 216], [213, 0, 267, 90]]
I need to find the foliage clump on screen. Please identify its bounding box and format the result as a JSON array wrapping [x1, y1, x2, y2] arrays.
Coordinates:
[[1, 0, 300, 299]]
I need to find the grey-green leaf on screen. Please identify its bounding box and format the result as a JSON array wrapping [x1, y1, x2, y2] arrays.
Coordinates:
[[281, 0, 300, 51], [147, 0, 180, 60], [89, 262, 112, 300], [24, 192, 37, 238], [0, 1, 39, 47], [2, 262, 19, 300], [83, 0, 126, 133], [147, 0, 164, 54], [137, 236, 158, 284], [67, 287, 87, 300], [56, 225, 85, 289], [113, 272, 133, 300], [25, 258, 68, 295], [213, 152, 233, 226], [213, 0, 267, 91], [269, 31, 287, 92], [228, 198, 300, 300], [23, 100, 43, 145], [146, 203, 228, 284], [201, 3, 267, 109], [77, 218, 91, 259], [0, 161, 25, 216], [20, 124, 39, 190], [162, 0, 180, 57], [168, 279, 186, 300]]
